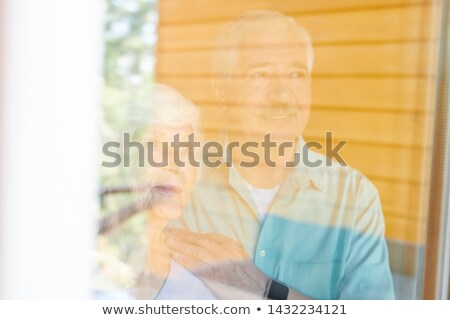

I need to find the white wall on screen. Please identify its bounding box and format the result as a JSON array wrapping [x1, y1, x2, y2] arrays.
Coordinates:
[[0, 0, 103, 298]]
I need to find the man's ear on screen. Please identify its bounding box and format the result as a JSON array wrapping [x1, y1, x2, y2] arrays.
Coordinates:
[[211, 77, 226, 106]]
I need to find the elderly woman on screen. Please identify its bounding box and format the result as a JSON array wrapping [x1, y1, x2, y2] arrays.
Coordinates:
[[96, 83, 206, 299], [123, 83, 204, 299]]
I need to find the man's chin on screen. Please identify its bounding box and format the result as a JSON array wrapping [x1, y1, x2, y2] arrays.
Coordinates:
[[267, 123, 302, 139]]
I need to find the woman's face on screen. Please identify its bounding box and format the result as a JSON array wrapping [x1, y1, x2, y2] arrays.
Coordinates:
[[144, 123, 198, 220]]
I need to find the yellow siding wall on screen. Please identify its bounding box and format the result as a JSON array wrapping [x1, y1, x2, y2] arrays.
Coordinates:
[[155, 0, 441, 244]]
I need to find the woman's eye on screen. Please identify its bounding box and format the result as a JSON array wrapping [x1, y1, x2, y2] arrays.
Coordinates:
[[149, 140, 161, 150], [180, 147, 190, 155]]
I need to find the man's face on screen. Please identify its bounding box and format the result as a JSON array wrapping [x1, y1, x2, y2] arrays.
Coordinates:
[[222, 27, 312, 144]]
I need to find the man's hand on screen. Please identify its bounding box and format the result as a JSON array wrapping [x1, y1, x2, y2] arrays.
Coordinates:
[[164, 228, 269, 299]]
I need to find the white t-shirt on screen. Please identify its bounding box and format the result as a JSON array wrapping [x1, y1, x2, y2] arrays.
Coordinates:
[[245, 182, 279, 222]]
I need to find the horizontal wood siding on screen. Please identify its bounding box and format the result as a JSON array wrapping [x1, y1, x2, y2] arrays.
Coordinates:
[[156, 0, 440, 244]]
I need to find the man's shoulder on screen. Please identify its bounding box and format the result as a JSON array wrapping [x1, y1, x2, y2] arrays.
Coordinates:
[[305, 150, 385, 236], [306, 149, 379, 198]]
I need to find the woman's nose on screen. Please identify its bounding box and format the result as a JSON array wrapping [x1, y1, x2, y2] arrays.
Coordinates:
[[166, 148, 187, 173]]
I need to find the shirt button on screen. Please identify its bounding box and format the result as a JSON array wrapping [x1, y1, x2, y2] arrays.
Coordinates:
[[259, 250, 266, 257]]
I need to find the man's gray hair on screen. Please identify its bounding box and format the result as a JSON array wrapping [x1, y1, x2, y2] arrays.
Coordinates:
[[212, 10, 314, 81]]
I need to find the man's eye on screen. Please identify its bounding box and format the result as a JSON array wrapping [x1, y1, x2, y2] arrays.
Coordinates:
[[291, 70, 308, 78], [250, 71, 268, 79]]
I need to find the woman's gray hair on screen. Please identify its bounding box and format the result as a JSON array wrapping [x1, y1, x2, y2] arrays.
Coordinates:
[[128, 83, 201, 142], [212, 10, 314, 81]]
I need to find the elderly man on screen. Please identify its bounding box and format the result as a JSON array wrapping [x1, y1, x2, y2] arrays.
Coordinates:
[[164, 11, 395, 300]]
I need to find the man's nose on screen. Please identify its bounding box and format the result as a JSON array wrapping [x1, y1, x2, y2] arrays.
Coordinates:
[[267, 77, 292, 105]]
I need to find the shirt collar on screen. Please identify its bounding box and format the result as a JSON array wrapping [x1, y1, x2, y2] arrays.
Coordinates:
[[221, 134, 324, 194], [287, 136, 324, 193]]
